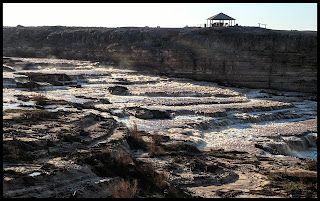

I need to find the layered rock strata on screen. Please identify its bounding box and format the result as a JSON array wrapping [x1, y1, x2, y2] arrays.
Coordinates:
[[3, 26, 317, 93]]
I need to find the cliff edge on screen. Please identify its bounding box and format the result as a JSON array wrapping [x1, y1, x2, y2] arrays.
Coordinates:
[[3, 26, 317, 93]]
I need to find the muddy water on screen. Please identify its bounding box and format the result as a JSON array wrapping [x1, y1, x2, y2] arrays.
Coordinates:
[[3, 57, 317, 160]]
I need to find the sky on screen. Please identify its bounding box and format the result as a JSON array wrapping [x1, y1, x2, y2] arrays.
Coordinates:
[[2, 3, 317, 31]]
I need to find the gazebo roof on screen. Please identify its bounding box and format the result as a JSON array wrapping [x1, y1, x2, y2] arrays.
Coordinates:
[[207, 12, 235, 20]]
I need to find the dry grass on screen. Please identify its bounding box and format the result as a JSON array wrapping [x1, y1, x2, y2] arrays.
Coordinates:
[[268, 170, 317, 184], [3, 140, 35, 162], [136, 162, 169, 191], [304, 159, 317, 171], [31, 93, 49, 106], [151, 133, 163, 146], [116, 149, 134, 165], [153, 171, 168, 190], [148, 143, 166, 156], [77, 147, 169, 196], [148, 133, 165, 156], [126, 126, 166, 156], [113, 178, 138, 198], [12, 109, 59, 124], [128, 123, 139, 138], [262, 169, 317, 198], [125, 123, 148, 150]]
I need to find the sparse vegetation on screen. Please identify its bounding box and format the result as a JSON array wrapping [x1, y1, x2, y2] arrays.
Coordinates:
[[116, 149, 134, 165], [125, 125, 165, 156], [113, 178, 138, 198], [304, 159, 317, 171], [30, 93, 71, 106], [3, 55, 317, 198], [151, 132, 163, 146], [261, 169, 318, 198], [147, 133, 166, 156], [31, 93, 49, 106], [153, 171, 168, 190], [125, 123, 148, 150], [147, 142, 166, 156], [6, 109, 61, 127], [75, 147, 169, 196], [12, 109, 59, 123], [3, 137, 43, 163], [3, 142, 31, 162]]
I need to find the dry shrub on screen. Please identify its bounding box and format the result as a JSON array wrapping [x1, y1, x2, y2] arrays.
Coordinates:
[[269, 170, 317, 184], [31, 93, 49, 106], [151, 133, 163, 146], [154, 171, 168, 190], [135, 162, 168, 191], [113, 178, 138, 198], [3, 140, 34, 162], [126, 122, 148, 150], [12, 109, 59, 124], [264, 169, 317, 198], [117, 149, 134, 165], [148, 133, 166, 156], [148, 142, 166, 156], [128, 122, 140, 139]]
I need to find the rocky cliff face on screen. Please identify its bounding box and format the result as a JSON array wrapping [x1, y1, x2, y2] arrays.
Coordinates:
[[3, 26, 317, 93]]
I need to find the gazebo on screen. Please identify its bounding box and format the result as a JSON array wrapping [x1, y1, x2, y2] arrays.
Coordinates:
[[206, 12, 236, 27]]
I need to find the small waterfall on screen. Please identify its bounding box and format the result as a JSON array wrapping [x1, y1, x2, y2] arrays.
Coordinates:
[[256, 132, 317, 160], [284, 132, 317, 151], [302, 132, 317, 147]]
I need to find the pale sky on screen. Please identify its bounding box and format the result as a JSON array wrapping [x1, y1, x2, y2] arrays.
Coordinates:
[[3, 3, 317, 31]]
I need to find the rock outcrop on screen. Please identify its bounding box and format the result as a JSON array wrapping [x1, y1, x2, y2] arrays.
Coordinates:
[[125, 106, 171, 119], [3, 57, 317, 198], [3, 26, 317, 93], [108, 85, 130, 95]]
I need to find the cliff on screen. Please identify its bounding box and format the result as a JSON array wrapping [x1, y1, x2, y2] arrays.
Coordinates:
[[3, 26, 317, 93]]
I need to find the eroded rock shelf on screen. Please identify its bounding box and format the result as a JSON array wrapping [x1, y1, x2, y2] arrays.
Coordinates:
[[3, 57, 317, 198]]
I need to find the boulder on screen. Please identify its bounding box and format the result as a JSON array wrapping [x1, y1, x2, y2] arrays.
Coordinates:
[[150, 109, 171, 119], [97, 98, 111, 104], [135, 109, 153, 119], [126, 107, 170, 119], [108, 86, 129, 95]]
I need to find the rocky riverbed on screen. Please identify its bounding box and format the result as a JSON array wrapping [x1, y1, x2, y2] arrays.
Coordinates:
[[3, 57, 317, 198]]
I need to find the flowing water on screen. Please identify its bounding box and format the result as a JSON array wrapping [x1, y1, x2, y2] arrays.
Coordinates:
[[3, 57, 317, 160]]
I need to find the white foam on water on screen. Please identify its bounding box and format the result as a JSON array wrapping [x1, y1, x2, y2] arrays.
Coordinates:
[[3, 57, 317, 161], [28, 172, 41, 177]]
